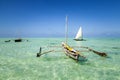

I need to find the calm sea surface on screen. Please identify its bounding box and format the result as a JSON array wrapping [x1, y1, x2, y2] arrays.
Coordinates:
[[0, 38, 120, 80]]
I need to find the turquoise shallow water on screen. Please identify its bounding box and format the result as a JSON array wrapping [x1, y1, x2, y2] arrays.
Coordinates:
[[0, 38, 120, 80]]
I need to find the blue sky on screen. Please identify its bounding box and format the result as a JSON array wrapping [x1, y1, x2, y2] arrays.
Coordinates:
[[0, 0, 120, 38]]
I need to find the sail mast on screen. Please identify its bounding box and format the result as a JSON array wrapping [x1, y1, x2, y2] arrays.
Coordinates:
[[65, 16, 68, 43]]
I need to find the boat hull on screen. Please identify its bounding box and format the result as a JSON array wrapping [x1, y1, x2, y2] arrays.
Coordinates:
[[74, 39, 86, 41], [14, 39, 22, 42], [62, 42, 87, 61], [64, 49, 87, 61]]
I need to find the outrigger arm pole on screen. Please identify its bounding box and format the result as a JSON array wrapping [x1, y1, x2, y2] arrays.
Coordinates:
[[36, 47, 54, 57], [80, 46, 107, 57]]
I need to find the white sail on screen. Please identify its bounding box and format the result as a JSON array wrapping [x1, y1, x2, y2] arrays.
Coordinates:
[[75, 27, 83, 40]]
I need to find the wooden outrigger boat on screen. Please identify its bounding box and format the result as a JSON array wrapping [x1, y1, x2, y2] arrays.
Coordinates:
[[36, 16, 107, 61], [61, 16, 87, 61], [62, 42, 87, 61]]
